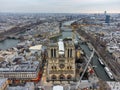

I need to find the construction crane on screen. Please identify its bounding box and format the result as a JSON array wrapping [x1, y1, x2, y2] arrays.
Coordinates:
[[76, 50, 95, 89]]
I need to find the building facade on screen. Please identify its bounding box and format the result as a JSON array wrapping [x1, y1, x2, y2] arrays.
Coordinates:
[[0, 61, 41, 83], [0, 78, 8, 90], [47, 40, 76, 82], [105, 15, 110, 24]]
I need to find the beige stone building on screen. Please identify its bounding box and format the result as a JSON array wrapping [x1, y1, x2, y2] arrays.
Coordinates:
[[112, 52, 120, 64], [0, 78, 8, 90], [0, 61, 40, 83], [47, 39, 76, 83]]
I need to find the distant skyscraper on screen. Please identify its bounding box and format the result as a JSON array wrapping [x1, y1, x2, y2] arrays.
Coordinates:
[[105, 15, 110, 24], [104, 11, 107, 16]]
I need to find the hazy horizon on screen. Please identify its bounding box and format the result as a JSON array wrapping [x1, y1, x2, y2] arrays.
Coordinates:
[[0, 0, 120, 13]]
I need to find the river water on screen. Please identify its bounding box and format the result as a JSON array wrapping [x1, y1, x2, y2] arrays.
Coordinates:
[[79, 42, 112, 81], [0, 39, 19, 50]]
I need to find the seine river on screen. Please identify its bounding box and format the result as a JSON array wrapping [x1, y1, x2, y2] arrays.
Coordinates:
[[0, 39, 19, 50]]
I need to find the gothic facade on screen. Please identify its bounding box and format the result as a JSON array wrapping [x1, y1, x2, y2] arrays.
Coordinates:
[[47, 40, 76, 82]]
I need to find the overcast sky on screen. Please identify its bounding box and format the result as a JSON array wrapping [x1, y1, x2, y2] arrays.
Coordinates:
[[0, 0, 120, 13]]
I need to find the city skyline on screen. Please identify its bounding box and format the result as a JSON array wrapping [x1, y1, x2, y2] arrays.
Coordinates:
[[0, 0, 120, 13]]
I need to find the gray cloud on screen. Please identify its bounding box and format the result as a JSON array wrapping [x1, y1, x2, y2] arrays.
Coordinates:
[[0, 0, 119, 13]]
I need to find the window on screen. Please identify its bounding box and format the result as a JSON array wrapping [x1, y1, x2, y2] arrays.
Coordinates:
[[68, 49, 69, 57], [51, 49, 53, 58], [54, 66, 56, 69], [67, 66, 72, 69], [68, 49, 72, 58], [70, 49, 72, 58], [51, 66, 54, 69], [59, 64, 65, 69], [54, 49, 56, 58], [51, 66, 57, 69], [67, 66, 69, 69]]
